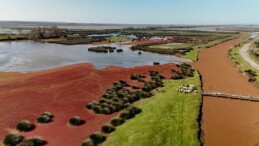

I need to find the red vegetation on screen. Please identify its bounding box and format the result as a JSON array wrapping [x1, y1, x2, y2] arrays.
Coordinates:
[[0, 63, 176, 146]]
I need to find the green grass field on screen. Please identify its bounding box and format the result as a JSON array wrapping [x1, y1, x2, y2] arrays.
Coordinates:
[[149, 43, 193, 49], [105, 36, 132, 43], [182, 34, 240, 61], [230, 41, 259, 81], [102, 71, 202, 146]]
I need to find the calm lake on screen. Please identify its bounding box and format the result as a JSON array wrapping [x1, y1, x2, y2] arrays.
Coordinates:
[[0, 41, 191, 72]]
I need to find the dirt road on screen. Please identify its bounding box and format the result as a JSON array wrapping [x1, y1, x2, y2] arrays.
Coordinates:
[[239, 39, 259, 70]]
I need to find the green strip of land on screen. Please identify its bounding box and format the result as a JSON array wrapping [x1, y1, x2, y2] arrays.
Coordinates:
[[230, 40, 259, 81], [182, 34, 240, 61], [102, 71, 202, 146]]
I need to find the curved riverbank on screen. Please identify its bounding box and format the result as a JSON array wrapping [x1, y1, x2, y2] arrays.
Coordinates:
[[194, 34, 259, 146]]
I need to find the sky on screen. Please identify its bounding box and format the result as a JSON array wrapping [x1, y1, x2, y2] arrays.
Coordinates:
[[0, 0, 259, 25]]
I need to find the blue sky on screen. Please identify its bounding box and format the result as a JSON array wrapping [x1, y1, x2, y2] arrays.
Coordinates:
[[0, 0, 259, 24]]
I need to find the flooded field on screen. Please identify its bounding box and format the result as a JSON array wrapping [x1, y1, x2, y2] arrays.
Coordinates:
[[0, 41, 190, 72]]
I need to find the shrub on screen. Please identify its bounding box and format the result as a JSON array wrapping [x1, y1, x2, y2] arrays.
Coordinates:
[[101, 108, 111, 115], [119, 111, 131, 120], [116, 49, 123, 52], [137, 78, 145, 83], [92, 106, 102, 114], [128, 106, 142, 116], [132, 86, 140, 89], [130, 74, 138, 80], [81, 139, 95, 146], [19, 137, 47, 146], [37, 116, 52, 124], [16, 120, 35, 132], [138, 74, 146, 78], [69, 116, 85, 126], [101, 125, 115, 134], [153, 62, 160, 65], [3, 133, 23, 146], [119, 80, 127, 84], [89, 133, 106, 145], [41, 112, 54, 118], [110, 118, 125, 127], [86, 103, 94, 110], [149, 70, 159, 76]]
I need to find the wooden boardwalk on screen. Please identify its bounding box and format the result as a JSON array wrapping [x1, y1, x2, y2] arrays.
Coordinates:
[[202, 92, 259, 102]]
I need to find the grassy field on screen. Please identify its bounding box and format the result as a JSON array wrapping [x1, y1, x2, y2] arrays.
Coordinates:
[[149, 43, 193, 49], [182, 34, 240, 61], [102, 71, 202, 146], [105, 36, 132, 43], [0, 34, 28, 41], [230, 41, 259, 81]]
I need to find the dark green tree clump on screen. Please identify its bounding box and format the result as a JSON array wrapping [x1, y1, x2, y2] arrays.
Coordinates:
[[3, 133, 23, 146], [37, 112, 53, 124], [89, 133, 106, 145], [86, 71, 164, 115], [19, 137, 47, 146], [16, 120, 35, 132], [110, 118, 125, 127], [88, 46, 116, 53], [172, 63, 195, 80], [101, 125, 115, 134], [81, 139, 95, 146], [69, 116, 85, 126]]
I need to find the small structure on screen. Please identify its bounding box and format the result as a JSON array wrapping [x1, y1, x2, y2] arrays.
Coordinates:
[[177, 84, 197, 94]]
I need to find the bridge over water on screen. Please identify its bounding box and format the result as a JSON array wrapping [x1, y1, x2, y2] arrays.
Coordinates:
[[202, 92, 259, 102]]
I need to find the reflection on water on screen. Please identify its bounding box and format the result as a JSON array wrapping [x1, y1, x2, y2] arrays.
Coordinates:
[[0, 41, 191, 72]]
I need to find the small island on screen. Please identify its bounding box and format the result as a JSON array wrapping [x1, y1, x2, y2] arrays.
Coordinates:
[[88, 46, 117, 53]]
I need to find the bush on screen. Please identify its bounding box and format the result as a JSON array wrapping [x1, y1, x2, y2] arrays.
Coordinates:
[[86, 103, 94, 110], [119, 111, 131, 120], [89, 133, 106, 145], [81, 139, 95, 146], [41, 112, 54, 118], [119, 80, 127, 84], [19, 137, 47, 146], [16, 120, 35, 132], [130, 74, 138, 80], [137, 78, 145, 83], [153, 62, 160, 65], [37, 112, 53, 124], [128, 106, 142, 116], [110, 118, 125, 127], [132, 86, 140, 89], [3, 133, 23, 146], [92, 106, 102, 114], [101, 108, 111, 115], [101, 125, 115, 134], [69, 116, 85, 126]]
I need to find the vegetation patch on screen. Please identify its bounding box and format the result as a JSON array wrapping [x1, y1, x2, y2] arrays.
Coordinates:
[[101, 71, 202, 146], [19, 137, 47, 146], [86, 71, 164, 115], [37, 112, 53, 124], [16, 120, 35, 132], [69, 116, 85, 126], [88, 46, 116, 53], [3, 133, 23, 146], [229, 41, 259, 83]]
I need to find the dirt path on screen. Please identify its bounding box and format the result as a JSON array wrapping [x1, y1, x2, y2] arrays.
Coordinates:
[[240, 38, 259, 71], [193, 34, 259, 146]]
